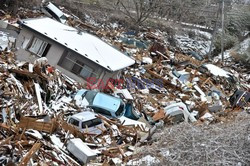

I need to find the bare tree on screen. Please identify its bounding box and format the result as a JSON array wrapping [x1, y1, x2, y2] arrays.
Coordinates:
[[111, 0, 163, 25]]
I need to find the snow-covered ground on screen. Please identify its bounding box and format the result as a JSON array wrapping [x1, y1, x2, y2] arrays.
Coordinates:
[[175, 29, 212, 56], [215, 37, 250, 62], [237, 37, 250, 55]]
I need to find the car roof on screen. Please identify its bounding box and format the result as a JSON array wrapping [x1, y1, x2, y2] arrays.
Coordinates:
[[92, 93, 121, 113], [71, 111, 98, 122]]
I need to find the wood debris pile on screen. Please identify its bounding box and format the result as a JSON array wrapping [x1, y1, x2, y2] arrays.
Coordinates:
[[0, 50, 156, 165], [0, 3, 250, 165]]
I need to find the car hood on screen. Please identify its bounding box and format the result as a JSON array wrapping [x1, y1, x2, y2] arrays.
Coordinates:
[[92, 93, 121, 112]]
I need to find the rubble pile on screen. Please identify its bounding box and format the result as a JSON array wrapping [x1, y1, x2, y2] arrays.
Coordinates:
[[0, 2, 250, 165], [95, 26, 249, 124], [0, 52, 154, 165]]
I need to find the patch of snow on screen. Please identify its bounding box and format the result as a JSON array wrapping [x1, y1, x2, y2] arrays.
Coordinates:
[[175, 35, 211, 56], [142, 57, 153, 64], [160, 149, 170, 158], [201, 112, 214, 121], [215, 37, 250, 61], [216, 50, 231, 62], [25, 129, 43, 139], [238, 38, 250, 54], [180, 22, 212, 30], [140, 89, 149, 94], [127, 155, 160, 166], [183, 27, 212, 39], [50, 135, 64, 149], [143, 104, 156, 112], [204, 64, 231, 78], [119, 116, 147, 130]]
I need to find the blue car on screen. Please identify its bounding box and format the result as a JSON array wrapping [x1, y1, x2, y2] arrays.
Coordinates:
[[74, 89, 140, 119]]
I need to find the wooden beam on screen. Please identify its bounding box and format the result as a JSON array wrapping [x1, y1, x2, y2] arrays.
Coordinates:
[[19, 142, 41, 166], [0, 135, 13, 146], [146, 69, 182, 91]]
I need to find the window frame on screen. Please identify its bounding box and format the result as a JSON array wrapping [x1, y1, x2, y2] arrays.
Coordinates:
[[28, 36, 50, 57], [58, 51, 100, 81]]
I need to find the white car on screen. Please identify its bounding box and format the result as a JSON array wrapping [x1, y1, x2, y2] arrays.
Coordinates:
[[67, 111, 104, 135], [41, 1, 68, 23]]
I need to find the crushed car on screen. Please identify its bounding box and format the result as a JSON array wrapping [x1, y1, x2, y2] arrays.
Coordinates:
[[67, 111, 105, 135], [74, 89, 141, 119], [41, 1, 68, 23]]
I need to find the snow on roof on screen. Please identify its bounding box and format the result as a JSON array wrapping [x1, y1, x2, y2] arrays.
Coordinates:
[[20, 17, 135, 71]]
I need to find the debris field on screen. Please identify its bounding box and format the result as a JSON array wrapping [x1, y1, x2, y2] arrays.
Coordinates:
[[0, 3, 250, 166]]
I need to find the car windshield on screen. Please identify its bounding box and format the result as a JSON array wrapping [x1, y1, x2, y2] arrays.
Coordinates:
[[82, 118, 102, 129], [115, 102, 125, 117], [84, 91, 97, 105]]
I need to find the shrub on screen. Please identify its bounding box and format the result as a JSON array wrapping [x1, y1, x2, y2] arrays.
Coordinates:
[[187, 30, 196, 39], [213, 32, 238, 56]]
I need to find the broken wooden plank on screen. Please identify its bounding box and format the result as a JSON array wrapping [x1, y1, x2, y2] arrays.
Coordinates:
[[152, 109, 166, 121], [19, 142, 41, 166], [18, 117, 56, 134], [0, 135, 13, 146], [8, 69, 46, 80], [146, 69, 182, 91]]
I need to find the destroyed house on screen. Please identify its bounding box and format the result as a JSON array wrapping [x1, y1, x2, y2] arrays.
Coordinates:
[[15, 17, 135, 85]]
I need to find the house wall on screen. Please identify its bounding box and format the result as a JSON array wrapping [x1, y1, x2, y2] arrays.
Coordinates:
[[15, 28, 65, 64], [15, 28, 120, 87]]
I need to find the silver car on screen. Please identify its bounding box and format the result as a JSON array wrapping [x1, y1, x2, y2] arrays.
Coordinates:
[[67, 111, 104, 135]]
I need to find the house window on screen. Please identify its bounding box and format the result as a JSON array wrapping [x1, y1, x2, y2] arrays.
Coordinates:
[[58, 52, 100, 81], [79, 65, 94, 79], [71, 60, 94, 80], [28, 37, 50, 57]]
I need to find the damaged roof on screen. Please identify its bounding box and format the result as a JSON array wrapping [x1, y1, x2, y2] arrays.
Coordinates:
[[19, 17, 135, 71]]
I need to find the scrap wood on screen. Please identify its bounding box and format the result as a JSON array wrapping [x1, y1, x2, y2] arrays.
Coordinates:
[[61, 121, 96, 140], [102, 145, 129, 158], [96, 114, 120, 127], [18, 117, 56, 134], [146, 69, 182, 91], [18, 127, 26, 140], [0, 123, 11, 130], [19, 142, 41, 166], [152, 109, 166, 121], [137, 125, 157, 145], [0, 135, 13, 146], [175, 53, 204, 67], [43, 142, 81, 166], [0, 122, 17, 134], [97, 115, 138, 134], [8, 68, 46, 81], [156, 50, 169, 60], [15, 140, 30, 146], [201, 77, 211, 87], [40, 149, 66, 165]]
